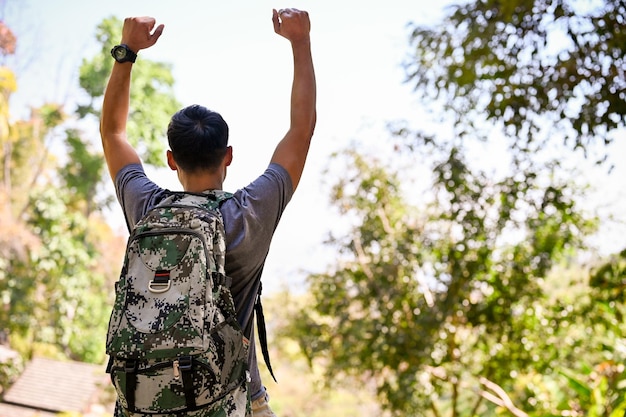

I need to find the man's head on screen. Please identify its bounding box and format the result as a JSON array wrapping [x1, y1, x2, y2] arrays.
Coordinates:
[[167, 104, 229, 173]]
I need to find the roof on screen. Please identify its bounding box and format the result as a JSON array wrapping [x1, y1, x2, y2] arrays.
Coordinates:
[[0, 402, 57, 417], [1, 357, 109, 415]]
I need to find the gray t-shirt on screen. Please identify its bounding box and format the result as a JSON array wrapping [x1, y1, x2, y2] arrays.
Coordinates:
[[114, 162, 293, 400]]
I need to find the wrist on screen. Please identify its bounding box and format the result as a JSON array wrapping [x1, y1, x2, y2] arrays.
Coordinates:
[[120, 40, 140, 53], [111, 44, 137, 63], [290, 38, 311, 48]]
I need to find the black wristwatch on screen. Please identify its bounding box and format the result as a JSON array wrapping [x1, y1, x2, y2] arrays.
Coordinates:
[[110, 44, 137, 63]]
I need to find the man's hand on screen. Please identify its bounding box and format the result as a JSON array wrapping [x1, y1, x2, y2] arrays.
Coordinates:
[[272, 8, 310, 44], [121, 17, 164, 53]]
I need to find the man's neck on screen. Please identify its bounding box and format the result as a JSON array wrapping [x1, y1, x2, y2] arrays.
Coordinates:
[[179, 171, 224, 193]]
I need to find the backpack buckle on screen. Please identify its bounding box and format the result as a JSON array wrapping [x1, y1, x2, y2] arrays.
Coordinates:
[[124, 359, 138, 373], [178, 356, 193, 371], [173, 356, 192, 381], [149, 270, 171, 293]]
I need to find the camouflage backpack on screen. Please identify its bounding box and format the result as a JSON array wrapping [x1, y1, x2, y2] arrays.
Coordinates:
[[106, 191, 250, 416]]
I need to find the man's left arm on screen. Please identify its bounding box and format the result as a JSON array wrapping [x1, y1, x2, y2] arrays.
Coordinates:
[[269, 8, 316, 192]]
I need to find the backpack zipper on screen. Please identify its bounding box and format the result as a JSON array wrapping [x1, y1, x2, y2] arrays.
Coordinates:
[[130, 228, 212, 268]]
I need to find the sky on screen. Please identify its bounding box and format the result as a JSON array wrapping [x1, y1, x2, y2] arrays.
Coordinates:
[[7, 0, 626, 292]]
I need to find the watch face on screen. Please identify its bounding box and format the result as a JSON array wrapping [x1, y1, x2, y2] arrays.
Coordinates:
[[111, 45, 136, 63], [114, 47, 127, 60]]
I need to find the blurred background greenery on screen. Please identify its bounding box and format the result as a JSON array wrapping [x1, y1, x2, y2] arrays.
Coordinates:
[[1, 0, 625, 416]]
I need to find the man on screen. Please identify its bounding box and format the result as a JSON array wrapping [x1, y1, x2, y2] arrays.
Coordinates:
[[100, 8, 316, 417]]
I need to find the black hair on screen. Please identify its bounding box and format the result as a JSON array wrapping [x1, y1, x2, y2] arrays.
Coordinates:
[[167, 104, 229, 173]]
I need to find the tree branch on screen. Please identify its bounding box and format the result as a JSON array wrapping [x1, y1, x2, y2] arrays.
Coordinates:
[[479, 377, 528, 417]]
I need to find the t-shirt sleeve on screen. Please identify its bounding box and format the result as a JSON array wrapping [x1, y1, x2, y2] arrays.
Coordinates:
[[114, 164, 168, 232], [222, 163, 293, 284]]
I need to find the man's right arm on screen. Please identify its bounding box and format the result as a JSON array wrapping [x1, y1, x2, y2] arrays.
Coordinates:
[[269, 8, 317, 192], [100, 17, 164, 181]]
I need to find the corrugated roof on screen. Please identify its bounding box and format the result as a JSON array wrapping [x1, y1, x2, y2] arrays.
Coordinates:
[[0, 402, 57, 417], [2, 357, 108, 413]]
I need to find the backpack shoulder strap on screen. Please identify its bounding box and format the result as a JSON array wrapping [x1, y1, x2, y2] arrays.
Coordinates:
[[158, 190, 233, 210], [202, 190, 234, 208], [255, 282, 277, 382], [176, 190, 276, 380]]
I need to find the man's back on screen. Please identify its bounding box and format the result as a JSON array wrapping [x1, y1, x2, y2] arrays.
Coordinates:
[[115, 163, 293, 410]]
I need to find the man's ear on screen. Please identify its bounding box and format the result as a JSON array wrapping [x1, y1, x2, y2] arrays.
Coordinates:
[[167, 150, 178, 171], [224, 146, 233, 167]]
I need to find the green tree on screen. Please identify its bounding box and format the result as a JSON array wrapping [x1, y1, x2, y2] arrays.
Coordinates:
[[0, 23, 68, 364], [61, 128, 110, 216], [0, 12, 180, 374], [288, 147, 598, 416], [13, 188, 105, 361], [0, 94, 109, 363], [286, 1, 625, 415], [78, 15, 180, 167], [405, 0, 625, 155], [566, 249, 626, 416], [400, 2, 626, 411]]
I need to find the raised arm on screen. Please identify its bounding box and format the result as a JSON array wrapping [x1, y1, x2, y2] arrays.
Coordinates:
[[270, 8, 317, 191], [100, 17, 164, 181]]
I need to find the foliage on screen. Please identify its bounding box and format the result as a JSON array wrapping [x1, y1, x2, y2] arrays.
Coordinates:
[[262, 289, 385, 417], [0, 21, 17, 56], [0, 9, 179, 378], [60, 128, 111, 216], [277, 2, 626, 413], [0, 191, 110, 363], [285, 144, 608, 416], [569, 249, 626, 416], [78, 16, 181, 167], [405, 0, 625, 156], [0, 349, 22, 398]]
